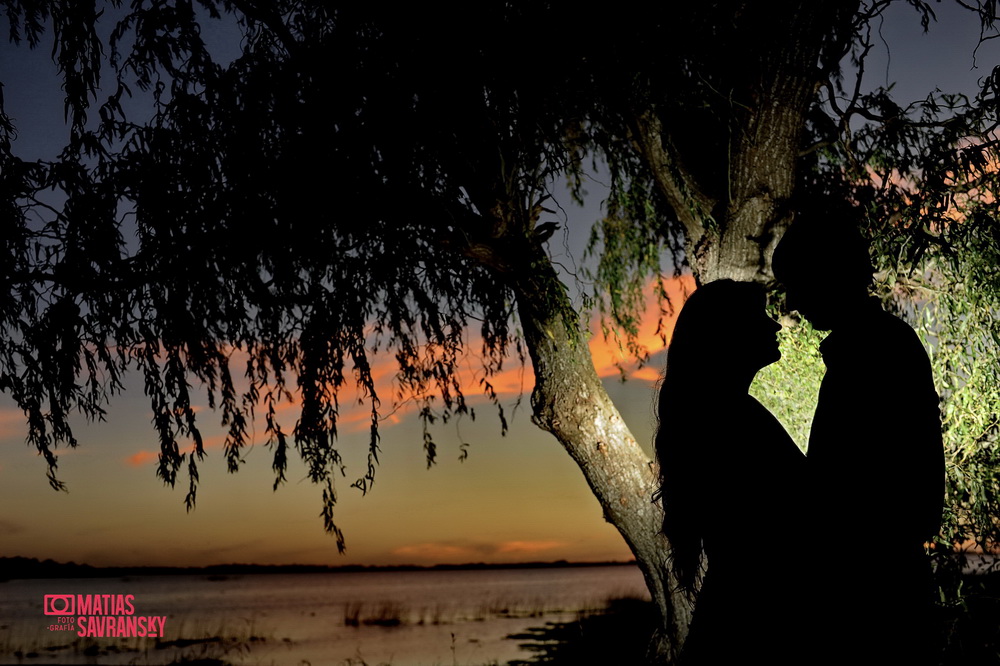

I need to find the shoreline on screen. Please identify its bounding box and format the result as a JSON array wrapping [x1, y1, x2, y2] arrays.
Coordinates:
[[0, 556, 639, 581]]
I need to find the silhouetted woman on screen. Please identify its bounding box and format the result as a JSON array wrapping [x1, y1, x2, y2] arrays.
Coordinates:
[[654, 280, 810, 664]]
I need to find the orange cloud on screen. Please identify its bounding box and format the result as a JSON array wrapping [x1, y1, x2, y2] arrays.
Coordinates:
[[391, 539, 568, 562], [123, 275, 691, 453], [124, 434, 229, 467], [865, 141, 1000, 232], [125, 450, 159, 467], [588, 275, 694, 381], [411, 274, 693, 404], [496, 540, 566, 554], [0, 408, 28, 440], [391, 542, 486, 560]]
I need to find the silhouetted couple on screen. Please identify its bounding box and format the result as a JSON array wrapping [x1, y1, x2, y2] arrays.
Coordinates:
[[655, 218, 944, 664]]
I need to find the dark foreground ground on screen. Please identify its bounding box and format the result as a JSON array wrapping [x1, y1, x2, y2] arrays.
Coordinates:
[[13, 573, 996, 665], [509, 572, 1000, 665]]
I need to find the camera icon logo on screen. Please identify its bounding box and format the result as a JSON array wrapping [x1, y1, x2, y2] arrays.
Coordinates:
[[43, 595, 75, 615]]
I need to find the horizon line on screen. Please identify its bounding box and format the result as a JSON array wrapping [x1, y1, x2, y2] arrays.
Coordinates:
[[0, 555, 639, 580]]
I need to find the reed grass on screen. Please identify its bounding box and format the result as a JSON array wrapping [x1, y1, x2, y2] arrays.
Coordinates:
[[338, 594, 617, 630]]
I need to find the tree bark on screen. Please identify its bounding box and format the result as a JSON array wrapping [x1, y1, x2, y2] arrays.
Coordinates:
[[507, 244, 692, 662], [635, 1, 861, 285]]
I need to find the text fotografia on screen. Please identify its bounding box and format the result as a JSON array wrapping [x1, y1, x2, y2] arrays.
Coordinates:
[[43, 594, 167, 638]]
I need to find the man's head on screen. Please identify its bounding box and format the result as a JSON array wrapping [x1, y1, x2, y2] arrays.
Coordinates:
[[772, 216, 873, 331]]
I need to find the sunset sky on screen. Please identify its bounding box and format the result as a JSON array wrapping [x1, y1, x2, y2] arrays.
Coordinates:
[[0, 3, 997, 568]]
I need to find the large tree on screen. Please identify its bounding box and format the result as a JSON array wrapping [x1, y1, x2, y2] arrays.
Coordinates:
[[2, 1, 999, 660]]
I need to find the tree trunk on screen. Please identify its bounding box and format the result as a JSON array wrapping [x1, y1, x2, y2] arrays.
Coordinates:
[[473, 5, 864, 659], [509, 244, 691, 662], [698, 92, 807, 284], [634, 1, 860, 286]]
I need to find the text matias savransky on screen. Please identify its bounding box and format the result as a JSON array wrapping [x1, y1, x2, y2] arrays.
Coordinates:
[[43, 594, 167, 638]]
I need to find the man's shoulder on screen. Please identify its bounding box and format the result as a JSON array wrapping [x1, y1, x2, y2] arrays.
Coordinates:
[[865, 305, 921, 338], [866, 306, 928, 356], [824, 301, 930, 367]]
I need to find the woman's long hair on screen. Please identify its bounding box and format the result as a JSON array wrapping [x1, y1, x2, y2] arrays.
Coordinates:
[[654, 279, 766, 593]]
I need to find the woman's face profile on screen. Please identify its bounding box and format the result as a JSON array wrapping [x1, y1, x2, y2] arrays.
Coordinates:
[[730, 301, 782, 373], [669, 281, 781, 384]]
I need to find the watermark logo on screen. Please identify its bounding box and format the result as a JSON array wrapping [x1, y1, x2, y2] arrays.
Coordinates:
[[42, 594, 167, 638], [43, 594, 75, 615]]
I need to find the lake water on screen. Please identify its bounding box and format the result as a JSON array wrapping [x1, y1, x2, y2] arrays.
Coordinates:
[[0, 565, 650, 665]]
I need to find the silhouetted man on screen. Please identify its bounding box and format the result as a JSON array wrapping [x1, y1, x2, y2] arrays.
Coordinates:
[[772, 218, 944, 664]]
